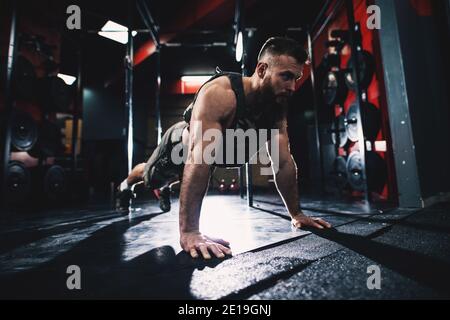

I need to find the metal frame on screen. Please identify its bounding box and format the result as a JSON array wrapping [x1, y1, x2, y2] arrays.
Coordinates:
[[124, 2, 135, 173], [137, 0, 162, 145], [1, 1, 17, 209], [306, 29, 326, 193], [71, 35, 82, 177], [307, 0, 372, 201], [307, 0, 345, 195], [233, 0, 254, 206], [374, 0, 422, 207], [345, 0, 369, 203], [312, 0, 345, 43]]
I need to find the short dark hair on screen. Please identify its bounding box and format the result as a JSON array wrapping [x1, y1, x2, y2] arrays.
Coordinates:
[[257, 37, 308, 65]]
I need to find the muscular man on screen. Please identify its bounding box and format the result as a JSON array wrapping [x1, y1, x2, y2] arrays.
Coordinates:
[[116, 37, 332, 259]]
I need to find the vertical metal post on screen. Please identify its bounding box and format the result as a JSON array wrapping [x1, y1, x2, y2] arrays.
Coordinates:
[[71, 35, 82, 177], [235, 0, 253, 206], [374, 0, 422, 207], [239, 167, 245, 199], [307, 29, 325, 193], [245, 163, 253, 206], [345, 0, 369, 203], [242, 51, 253, 207], [155, 46, 162, 144], [136, 0, 161, 144], [1, 1, 17, 208], [125, 7, 134, 173], [235, 0, 247, 200], [243, 47, 253, 207]]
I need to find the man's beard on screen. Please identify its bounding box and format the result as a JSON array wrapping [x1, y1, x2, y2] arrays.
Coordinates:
[[261, 81, 291, 107], [275, 95, 290, 106], [260, 82, 279, 106]]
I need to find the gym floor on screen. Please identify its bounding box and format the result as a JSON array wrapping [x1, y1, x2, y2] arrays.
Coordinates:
[[1, 0, 450, 304], [1, 191, 449, 299]]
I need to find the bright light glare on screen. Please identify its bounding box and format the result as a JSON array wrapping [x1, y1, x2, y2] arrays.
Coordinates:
[[98, 20, 137, 44], [57, 73, 76, 85], [181, 76, 212, 83], [235, 31, 243, 62]]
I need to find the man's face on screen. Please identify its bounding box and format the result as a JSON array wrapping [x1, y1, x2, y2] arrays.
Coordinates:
[[260, 55, 304, 106]]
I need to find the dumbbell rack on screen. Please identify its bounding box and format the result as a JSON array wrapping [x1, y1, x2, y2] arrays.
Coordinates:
[[325, 35, 348, 196], [309, 0, 383, 203], [1, 3, 81, 209], [345, 0, 371, 202]]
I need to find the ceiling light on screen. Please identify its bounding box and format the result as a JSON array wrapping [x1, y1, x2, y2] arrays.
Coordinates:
[[57, 73, 76, 85], [98, 20, 137, 44]]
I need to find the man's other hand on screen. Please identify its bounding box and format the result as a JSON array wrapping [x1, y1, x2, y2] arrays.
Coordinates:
[[291, 212, 332, 229]]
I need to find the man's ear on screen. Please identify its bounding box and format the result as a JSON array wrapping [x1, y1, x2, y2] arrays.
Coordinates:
[[256, 62, 268, 79]]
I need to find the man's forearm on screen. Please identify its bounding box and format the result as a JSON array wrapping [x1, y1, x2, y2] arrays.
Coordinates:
[[179, 163, 211, 233], [273, 158, 301, 216]]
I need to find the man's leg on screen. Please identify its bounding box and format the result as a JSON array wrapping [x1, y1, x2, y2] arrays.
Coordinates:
[[120, 163, 146, 190], [116, 163, 146, 211], [116, 121, 188, 212], [143, 121, 189, 212], [153, 177, 179, 212]]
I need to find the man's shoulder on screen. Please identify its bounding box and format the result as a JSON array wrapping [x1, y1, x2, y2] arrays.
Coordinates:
[[201, 76, 235, 102], [196, 76, 237, 115]]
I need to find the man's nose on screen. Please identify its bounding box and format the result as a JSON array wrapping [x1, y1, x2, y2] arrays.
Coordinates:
[[287, 81, 296, 93]]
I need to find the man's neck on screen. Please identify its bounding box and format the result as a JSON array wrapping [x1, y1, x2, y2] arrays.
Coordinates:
[[242, 75, 263, 108]]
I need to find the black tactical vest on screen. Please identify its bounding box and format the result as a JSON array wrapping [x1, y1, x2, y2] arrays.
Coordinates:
[[182, 70, 281, 167]]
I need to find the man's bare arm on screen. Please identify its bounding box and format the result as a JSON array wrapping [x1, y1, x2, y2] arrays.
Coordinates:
[[267, 113, 331, 229], [179, 85, 234, 259]]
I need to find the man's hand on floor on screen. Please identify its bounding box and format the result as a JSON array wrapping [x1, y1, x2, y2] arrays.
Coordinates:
[[291, 212, 332, 229], [181, 231, 232, 259]]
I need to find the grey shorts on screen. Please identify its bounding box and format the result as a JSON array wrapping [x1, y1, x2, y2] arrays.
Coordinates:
[[143, 121, 189, 189]]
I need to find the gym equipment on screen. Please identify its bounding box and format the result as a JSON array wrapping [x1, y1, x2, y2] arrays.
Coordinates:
[[330, 114, 348, 147], [43, 165, 67, 201], [344, 50, 375, 90], [11, 55, 36, 100], [11, 112, 38, 151], [229, 178, 239, 192], [5, 161, 31, 204], [28, 119, 65, 158], [345, 102, 381, 142], [329, 156, 348, 189], [322, 71, 348, 106], [219, 179, 227, 192], [346, 151, 387, 192], [321, 52, 341, 70], [330, 29, 349, 41]]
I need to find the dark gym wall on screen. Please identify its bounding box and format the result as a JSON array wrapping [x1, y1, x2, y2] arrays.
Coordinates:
[[82, 86, 151, 192], [394, 0, 450, 199], [82, 87, 124, 140]]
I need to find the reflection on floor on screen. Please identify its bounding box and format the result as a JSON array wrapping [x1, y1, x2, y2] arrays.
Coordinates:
[[0, 193, 449, 299]]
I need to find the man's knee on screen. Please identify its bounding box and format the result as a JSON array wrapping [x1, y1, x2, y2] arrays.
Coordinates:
[[145, 166, 181, 190], [136, 163, 146, 175]]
